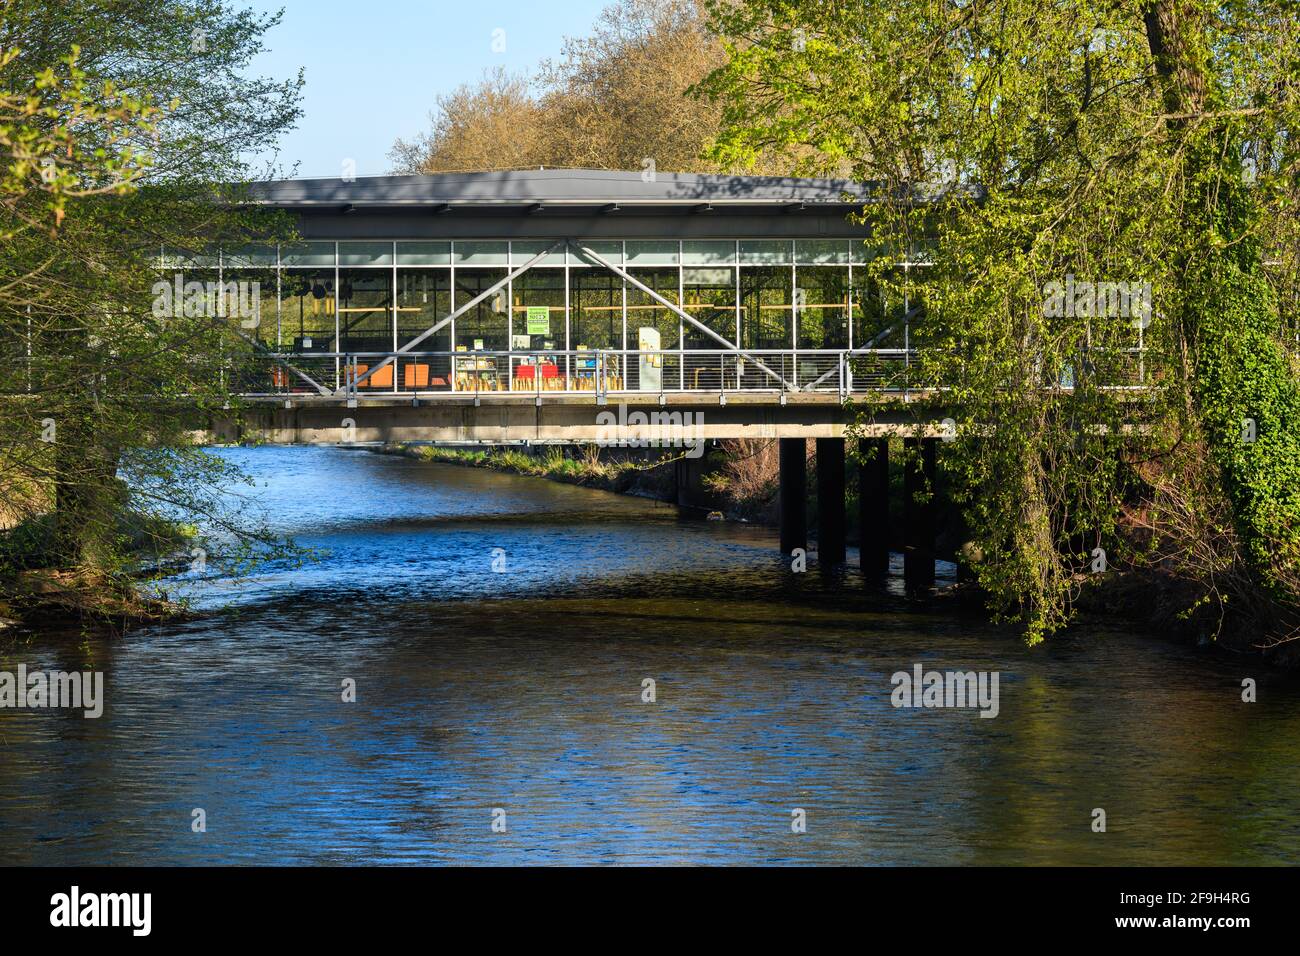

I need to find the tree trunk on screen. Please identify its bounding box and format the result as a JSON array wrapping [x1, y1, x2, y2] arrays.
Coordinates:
[[52, 417, 121, 570], [1143, 0, 1208, 117]]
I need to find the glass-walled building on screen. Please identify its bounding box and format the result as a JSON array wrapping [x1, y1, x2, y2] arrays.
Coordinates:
[[191, 169, 929, 393]]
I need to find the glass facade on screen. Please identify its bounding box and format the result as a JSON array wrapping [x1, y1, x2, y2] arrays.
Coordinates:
[[191, 239, 904, 391]]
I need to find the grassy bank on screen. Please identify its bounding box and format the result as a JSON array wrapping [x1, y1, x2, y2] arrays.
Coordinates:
[[375, 443, 684, 503]]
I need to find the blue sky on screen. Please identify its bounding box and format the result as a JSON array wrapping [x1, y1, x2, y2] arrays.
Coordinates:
[[244, 0, 611, 179]]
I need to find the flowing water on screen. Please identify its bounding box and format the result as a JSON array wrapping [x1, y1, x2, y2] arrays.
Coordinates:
[[2, 446, 1298, 865]]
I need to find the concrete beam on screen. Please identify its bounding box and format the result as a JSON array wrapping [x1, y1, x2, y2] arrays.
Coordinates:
[[210, 398, 955, 444]]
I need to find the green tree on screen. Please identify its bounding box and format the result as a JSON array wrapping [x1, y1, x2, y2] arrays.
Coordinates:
[[0, 2, 302, 617], [698, 0, 1300, 648]]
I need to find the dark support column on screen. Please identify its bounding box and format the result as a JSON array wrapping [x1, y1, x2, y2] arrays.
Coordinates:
[[815, 438, 846, 565], [858, 437, 890, 576], [903, 437, 937, 591], [778, 438, 807, 555]]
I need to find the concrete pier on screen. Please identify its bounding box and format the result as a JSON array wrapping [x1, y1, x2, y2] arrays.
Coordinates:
[[779, 438, 808, 555], [815, 438, 846, 565], [858, 437, 890, 576]]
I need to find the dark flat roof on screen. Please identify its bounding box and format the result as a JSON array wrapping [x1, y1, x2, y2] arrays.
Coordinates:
[[245, 169, 873, 208]]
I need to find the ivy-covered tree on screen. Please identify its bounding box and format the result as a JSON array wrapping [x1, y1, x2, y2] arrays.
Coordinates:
[[698, 0, 1300, 649]]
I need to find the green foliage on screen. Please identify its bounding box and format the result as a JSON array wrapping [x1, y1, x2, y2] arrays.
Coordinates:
[[698, 0, 1300, 643], [0, 2, 303, 614], [1192, 263, 1300, 594]]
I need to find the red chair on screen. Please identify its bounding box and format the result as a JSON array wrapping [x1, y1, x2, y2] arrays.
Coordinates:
[[513, 364, 536, 390], [539, 362, 561, 390]]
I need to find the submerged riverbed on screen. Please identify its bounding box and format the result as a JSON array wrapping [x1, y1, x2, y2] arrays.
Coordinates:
[[2, 446, 1298, 865]]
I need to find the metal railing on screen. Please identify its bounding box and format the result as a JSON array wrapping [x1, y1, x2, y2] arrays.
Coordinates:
[[229, 349, 926, 400], [8, 345, 1153, 401], [221, 345, 1153, 401]]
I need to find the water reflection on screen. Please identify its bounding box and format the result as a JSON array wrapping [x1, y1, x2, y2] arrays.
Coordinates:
[[1, 446, 1298, 865]]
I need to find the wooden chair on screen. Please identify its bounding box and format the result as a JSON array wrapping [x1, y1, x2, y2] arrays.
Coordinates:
[[513, 364, 536, 390]]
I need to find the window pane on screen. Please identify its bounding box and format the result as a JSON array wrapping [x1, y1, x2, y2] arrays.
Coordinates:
[[512, 270, 565, 350], [571, 268, 622, 350], [453, 267, 509, 351], [397, 242, 452, 266], [397, 269, 451, 348], [795, 266, 850, 349], [223, 243, 277, 268], [740, 266, 791, 350], [795, 240, 849, 265], [850, 241, 885, 264], [161, 246, 219, 268], [397, 268, 452, 389], [683, 267, 736, 348], [682, 240, 736, 265], [627, 267, 680, 349], [454, 241, 508, 265], [281, 242, 335, 267], [339, 241, 393, 266], [739, 240, 792, 265], [338, 269, 393, 355], [281, 270, 337, 353], [510, 241, 566, 266], [569, 241, 622, 266], [625, 241, 678, 265]]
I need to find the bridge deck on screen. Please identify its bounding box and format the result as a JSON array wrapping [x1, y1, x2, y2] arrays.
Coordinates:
[[213, 346, 1145, 444]]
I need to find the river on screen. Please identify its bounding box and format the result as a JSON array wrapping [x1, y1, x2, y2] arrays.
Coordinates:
[[2, 445, 1298, 865]]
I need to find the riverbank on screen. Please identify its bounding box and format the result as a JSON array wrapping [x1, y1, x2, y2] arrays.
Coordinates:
[[0, 568, 181, 636], [372, 443, 687, 506], [0, 509, 194, 635], [376, 441, 1297, 664], [373, 440, 784, 521]]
